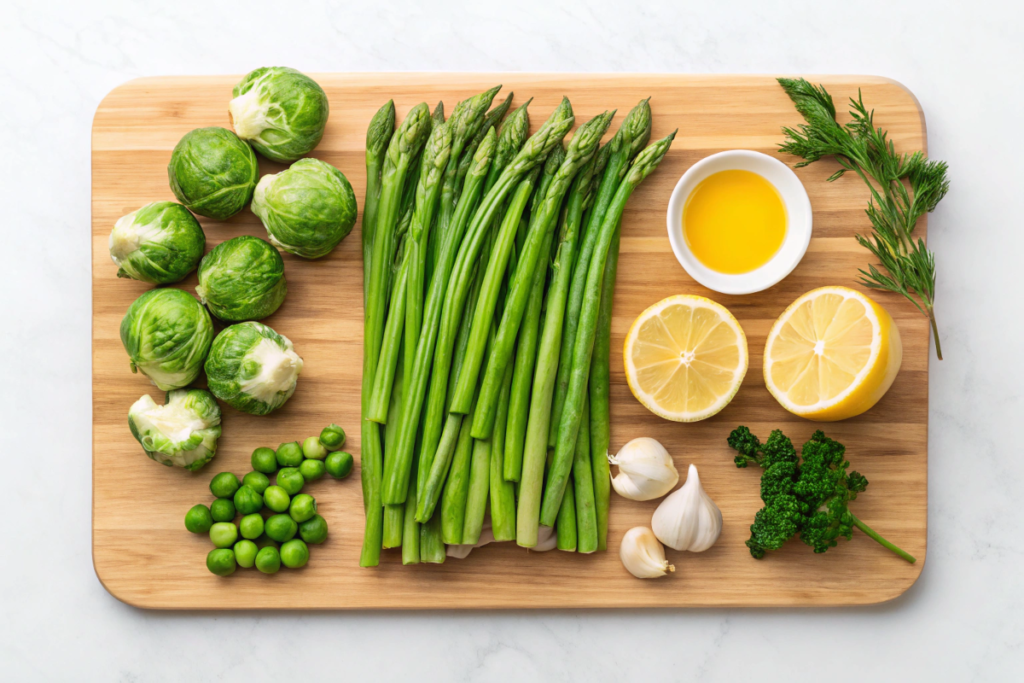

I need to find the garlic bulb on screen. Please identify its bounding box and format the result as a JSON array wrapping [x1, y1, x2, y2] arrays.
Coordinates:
[[652, 464, 722, 552], [619, 527, 674, 578], [609, 437, 679, 501]]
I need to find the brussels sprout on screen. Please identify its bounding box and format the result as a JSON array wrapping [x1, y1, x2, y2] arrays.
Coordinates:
[[128, 389, 221, 471], [228, 67, 329, 163], [120, 288, 213, 390], [168, 127, 258, 220], [196, 236, 287, 322], [252, 158, 357, 259], [108, 202, 205, 284], [205, 322, 303, 415]]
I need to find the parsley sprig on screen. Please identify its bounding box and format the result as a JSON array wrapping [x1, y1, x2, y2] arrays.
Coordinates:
[[777, 78, 950, 359]]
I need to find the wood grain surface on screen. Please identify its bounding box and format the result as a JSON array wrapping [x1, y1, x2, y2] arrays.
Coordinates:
[[92, 73, 928, 610]]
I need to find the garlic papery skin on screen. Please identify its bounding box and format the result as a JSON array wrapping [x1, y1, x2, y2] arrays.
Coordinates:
[[533, 526, 558, 552], [652, 464, 723, 552], [619, 527, 675, 578], [609, 437, 679, 501]]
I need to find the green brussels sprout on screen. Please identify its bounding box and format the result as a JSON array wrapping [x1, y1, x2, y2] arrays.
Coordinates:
[[120, 288, 213, 390], [128, 389, 222, 471], [168, 127, 258, 220], [108, 202, 205, 284], [196, 236, 287, 322], [252, 158, 357, 259], [228, 67, 329, 163], [205, 322, 303, 415]]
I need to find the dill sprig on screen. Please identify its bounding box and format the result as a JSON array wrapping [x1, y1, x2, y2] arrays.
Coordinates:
[[777, 77, 950, 359]]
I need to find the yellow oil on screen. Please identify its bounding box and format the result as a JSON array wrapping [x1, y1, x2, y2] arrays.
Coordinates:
[[683, 169, 787, 274]]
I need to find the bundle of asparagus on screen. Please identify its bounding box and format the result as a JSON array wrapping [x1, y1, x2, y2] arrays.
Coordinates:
[[360, 87, 675, 566]]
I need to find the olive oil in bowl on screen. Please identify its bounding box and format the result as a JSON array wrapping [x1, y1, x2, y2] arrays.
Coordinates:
[[682, 169, 787, 274]]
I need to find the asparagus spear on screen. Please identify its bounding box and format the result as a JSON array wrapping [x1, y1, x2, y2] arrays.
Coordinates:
[[514, 157, 597, 546], [589, 226, 619, 551], [556, 471, 577, 551], [363, 100, 396, 306], [539, 131, 677, 527], [440, 410, 475, 544], [359, 102, 431, 567], [406, 121, 452, 389], [550, 99, 651, 448], [401, 460, 421, 564], [503, 222, 553, 483], [489, 361, 517, 541], [468, 110, 615, 439], [573, 393, 598, 553], [382, 100, 576, 507], [425, 101, 445, 284], [461, 433, 492, 545], [382, 353, 406, 549], [368, 121, 452, 422], [419, 508, 446, 564]]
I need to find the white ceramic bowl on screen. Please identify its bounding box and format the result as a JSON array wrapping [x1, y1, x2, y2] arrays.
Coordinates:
[[666, 150, 812, 295]]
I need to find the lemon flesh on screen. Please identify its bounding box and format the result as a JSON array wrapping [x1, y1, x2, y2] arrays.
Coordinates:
[[624, 295, 748, 422], [764, 286, 902, 421]]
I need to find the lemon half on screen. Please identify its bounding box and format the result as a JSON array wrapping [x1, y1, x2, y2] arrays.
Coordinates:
[[763, 286, 902, 421], [624, 295, 748, 422]]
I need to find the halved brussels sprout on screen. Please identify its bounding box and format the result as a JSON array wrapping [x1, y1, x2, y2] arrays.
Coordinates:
[[168, 127, 258, 220], [229, 67, 329, 163], [109, 202, 206, 284], [128, 388, 222, 471], [196, 236, 287, 322], [252, 158, 357, 259], [120, 288, 213, 390], [205, 322, 303, 415]]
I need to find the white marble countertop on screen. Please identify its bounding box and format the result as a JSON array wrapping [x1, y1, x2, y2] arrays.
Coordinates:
[[4, 0, 1021, 680]]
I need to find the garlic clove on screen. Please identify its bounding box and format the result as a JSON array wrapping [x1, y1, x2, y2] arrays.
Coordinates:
[[534, 525, 558, 552], [652, 463, 723, 552], [619, 527, 675, 579], [609, 437, 680, 501]]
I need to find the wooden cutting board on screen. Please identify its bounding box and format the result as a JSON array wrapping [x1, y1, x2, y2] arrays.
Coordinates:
[[92, 74, 928, 609]]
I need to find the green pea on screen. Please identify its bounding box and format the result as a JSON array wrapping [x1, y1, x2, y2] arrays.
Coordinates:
[[255, 546, 281, 574], [326, 451, 354, 479], [280, 539, 310, 568], [255, 535, 279, 550], [289, 493, 317, 523], [233, 539, 258, 568], [299, 514, 328, 544], [184, 504, 213, 533], [206, 548, 236, 576], [276, 467, 304, 495], [302, 436, 328, 460], [319, 423, 346, 451], [242, 471, 271, 495], [209, 522, 238, 549], [276, 441, 303, 468], [239, 513, 265, 540], [210, 498, 236, 522], [209, 472, 241, 498], [264, 485, 291, 513], [265, 514, 298, 542], [233, 485, 264, 515], [251, 447, 278, 474], [299, 458, 325, 481]]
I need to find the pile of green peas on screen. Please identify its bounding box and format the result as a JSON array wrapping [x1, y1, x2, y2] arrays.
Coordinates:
[[184, 423, 354, 577]]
